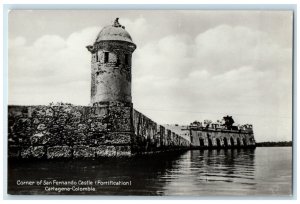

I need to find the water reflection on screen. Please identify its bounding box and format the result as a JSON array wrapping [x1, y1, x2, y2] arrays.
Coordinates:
[[161, 149, 256, 195], [8, 152, 187, 195], [8, 148, 292, 196], [191, 149, 255, 183]]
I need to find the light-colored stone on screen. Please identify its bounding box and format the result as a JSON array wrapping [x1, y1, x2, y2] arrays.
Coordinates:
[[95, 145, 116, 157], [73, 146, 95, 158], [47, 146, 72, 159]]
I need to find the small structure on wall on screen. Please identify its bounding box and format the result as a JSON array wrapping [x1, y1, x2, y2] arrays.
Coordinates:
[[188, 116, 256, 149]]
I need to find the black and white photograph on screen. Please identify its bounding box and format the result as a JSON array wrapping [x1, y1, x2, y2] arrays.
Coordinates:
[[6, 9, 293, 197]]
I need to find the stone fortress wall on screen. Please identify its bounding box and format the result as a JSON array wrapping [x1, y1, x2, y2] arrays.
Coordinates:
[[8, 104, 132, 159], [190, 128, 256, 148], [8, 104, 190, 159], [189, 118, 256, 148], [7, 103, 255, 159], [132, 110, 190, 154]]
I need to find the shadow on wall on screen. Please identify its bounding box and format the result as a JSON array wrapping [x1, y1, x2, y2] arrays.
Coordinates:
[[132, 110, 190, 154]]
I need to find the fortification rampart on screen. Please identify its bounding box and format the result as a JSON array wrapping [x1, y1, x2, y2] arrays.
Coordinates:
[[190, 127, 256, 148], [132, 110, 190, 154], [8, 104, 190, 159], [8, 104, 133, 159]]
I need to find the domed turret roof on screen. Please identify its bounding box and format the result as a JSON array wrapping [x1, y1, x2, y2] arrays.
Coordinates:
[[95, 18, 134, 44]]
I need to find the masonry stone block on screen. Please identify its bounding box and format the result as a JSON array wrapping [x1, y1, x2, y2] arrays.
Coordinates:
[[30, 132, 51, 145], [73, 146, 95, 158], [95, 146, 116, 157], [47, 146, 72, 159], [104, 133, 131, 144], [32, 146, 45, 158], [21, 147, 32, 159], [115, 146, 131, 157]]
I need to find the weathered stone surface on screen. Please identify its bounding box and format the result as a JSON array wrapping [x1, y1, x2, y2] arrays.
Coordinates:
[[95, 146, 116, 157], [115, 146, 131, 157], [104, 133, 131, 144], [73, 146, 95, 158], [21, 147, 32, 158], [30, 132, 51, 145], [8, 104, 111, 147], [8, 106, 30, 118], [90, 121, 107, 131], [89, 33, 135, 105], [109, 119, 132, 132], [32, 146, 45, 158], [8, 103, 191, 159], [47, 146, 72, 159], [132, 109, 190, 154]]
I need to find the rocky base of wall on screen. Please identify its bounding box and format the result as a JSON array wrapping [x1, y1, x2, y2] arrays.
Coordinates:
[[8, 104, 194, 160], [8, 144, 192, 159], [8, 104, 135, 159], [8, 145, 132, 159]]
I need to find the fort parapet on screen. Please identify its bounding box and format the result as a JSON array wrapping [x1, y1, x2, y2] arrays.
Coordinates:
[[189, 126, 256, 149]]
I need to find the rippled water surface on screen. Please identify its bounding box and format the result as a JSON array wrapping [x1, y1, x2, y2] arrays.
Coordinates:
[[8, 147, 292, 196]]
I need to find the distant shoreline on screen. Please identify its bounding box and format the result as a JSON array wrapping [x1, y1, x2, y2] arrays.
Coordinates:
[[256, 141, 292, 147]]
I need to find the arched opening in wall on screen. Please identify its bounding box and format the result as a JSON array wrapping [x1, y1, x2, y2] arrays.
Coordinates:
[[243, 138, 247, 146], [208, 138, 213, 147], [230, 137, 235, 147], [216, 138, 221, 147], [237, 138, 241, 147], [199, 138, 204, 147], [223, 138, 228, 147]]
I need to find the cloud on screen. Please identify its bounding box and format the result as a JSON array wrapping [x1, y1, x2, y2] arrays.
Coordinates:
[[9, 36, 26, 47], [132, 24, 292, 142], [120, 17, 149, 46], [9, 26, 100, 105], [193, 24, 292, 75]]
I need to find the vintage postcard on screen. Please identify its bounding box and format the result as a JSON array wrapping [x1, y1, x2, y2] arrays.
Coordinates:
[[7, 9, 293, 196]]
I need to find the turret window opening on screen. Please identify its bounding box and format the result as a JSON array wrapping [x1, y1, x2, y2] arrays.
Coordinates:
[[116, 55, 121, 66], [104, 52, 109, 63], [125, 54, 129, 65]]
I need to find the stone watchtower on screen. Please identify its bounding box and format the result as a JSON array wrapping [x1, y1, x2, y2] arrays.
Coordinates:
[[85, 18, 137, 156], [86, 18, 136, 106]]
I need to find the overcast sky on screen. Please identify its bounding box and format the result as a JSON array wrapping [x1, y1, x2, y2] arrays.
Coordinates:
[[8, 10, 293, 142]]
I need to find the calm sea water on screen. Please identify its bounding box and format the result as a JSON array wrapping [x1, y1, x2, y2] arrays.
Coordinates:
[[8, 147, 292, 196]]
